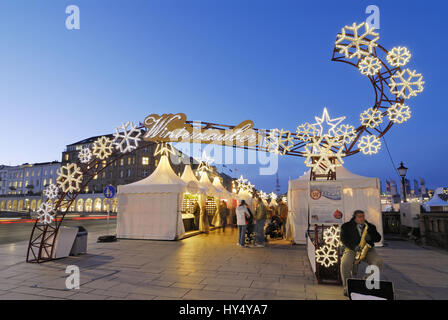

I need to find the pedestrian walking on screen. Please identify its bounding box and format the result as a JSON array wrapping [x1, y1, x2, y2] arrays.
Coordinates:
[[219, 200, 229, 232]]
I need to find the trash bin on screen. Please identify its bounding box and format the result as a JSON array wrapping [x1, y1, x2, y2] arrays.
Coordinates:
[[70, 226, 88, 255]]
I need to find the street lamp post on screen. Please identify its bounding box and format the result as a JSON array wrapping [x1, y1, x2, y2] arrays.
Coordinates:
[[397, 161, 408, 203]]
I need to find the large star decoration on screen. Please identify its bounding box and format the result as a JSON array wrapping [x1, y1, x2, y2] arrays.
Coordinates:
[[154, 142, 175, 157], [313, 108, 346, 137], [197, 152, 214, 173]]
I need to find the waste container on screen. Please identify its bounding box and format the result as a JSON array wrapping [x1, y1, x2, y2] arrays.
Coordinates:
[[70, 226, 88, 255]]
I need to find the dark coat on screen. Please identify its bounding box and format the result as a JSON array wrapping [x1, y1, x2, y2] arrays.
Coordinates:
[[340, 219, 382, 251]]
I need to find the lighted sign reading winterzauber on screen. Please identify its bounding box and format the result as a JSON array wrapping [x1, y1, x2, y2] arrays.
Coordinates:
[[143, 113, 259, 146]]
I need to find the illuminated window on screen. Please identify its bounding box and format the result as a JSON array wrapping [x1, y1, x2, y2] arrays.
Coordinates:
[[120, 159, 124, 166], [102, 160, 106, 168], [128, 157, 132, 165], [93, 174, 98, 180], [142, 157, 149, 165], [64, 154, 69, 161]]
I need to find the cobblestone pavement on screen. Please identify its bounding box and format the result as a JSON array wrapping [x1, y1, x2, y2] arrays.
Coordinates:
[[0, 227, 446, 300]]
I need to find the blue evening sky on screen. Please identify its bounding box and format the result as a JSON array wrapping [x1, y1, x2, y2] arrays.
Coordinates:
[[0, 0, 446, 193]]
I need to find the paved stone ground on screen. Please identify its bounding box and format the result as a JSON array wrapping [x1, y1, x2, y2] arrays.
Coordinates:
[[0, 227, 447, 300]]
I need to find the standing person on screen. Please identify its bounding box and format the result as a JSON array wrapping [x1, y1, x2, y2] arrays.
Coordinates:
[[254, 197, 267, 247], [192, 201, 200, 230], [219, 200, 229, 232], [340, 210, 383, 297], [236, 200, 250, 247], [278, 200, 288, 238]]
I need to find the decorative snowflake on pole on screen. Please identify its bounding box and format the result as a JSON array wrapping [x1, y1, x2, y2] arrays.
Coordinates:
[[56, 163, 83, 193], [387, 103, 411, 124], [323, 226, 341, 248], [36, 202, 56, 225], [360, 108, 383, 128], [296, 122, 320, 142], [386, 46, 411, 67], [315, 245, 339, 268], [92, 136, 114, 160], [43, 184, 59, 200], [113, 122, 142, 153], [259, 191, 268, 200], [358, 135, 381, 155], [358, 56, 382, 76], [265, 129, 294, 155], [335, 22, 379, 60], [269, 192, 278, 200], [389, 69, 424, 99], [78, 147, 93, 164]]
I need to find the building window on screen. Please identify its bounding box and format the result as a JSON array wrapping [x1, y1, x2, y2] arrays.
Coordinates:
[[64, 154, 69, 161], [120, 170, 124, 178], [93, 174, 98, 180], [127, 169, 131, 177], [128, 157, 132, 165], [143, 170, 148, 177], [120, 159, 124, 166], [142, 157, 149, 165]]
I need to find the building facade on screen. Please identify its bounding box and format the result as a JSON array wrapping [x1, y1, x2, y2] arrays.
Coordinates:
[[0, 161, 61, 196]]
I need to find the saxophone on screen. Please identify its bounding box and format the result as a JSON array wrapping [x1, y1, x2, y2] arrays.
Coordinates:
[[354, 224, 371, 264]]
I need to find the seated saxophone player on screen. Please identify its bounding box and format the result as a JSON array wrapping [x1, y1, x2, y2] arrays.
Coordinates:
[[340, 210, 384, 297]]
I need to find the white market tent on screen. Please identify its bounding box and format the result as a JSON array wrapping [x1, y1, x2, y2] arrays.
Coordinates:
[[181, 164, 207, 195], [212, 177, 231, 200], [116, 155, 187, 240], [287, 166, 384, 246], [424, 188, 448, 212]]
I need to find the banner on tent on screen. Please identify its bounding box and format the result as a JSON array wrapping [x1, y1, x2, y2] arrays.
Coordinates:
[[308, 181, 344, 225]]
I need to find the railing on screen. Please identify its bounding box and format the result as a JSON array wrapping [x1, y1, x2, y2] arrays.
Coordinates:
[[419, 212, 448, 250], [382, 212, 401, 234]]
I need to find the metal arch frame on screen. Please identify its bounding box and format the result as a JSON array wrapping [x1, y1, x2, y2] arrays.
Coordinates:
[[26, 27, 411, 263]]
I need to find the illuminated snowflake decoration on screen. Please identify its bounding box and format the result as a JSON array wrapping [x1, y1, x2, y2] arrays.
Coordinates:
[[78, 147, 92, 164], [389, 69, 424, 99], [334, 124, 356, 144], [259, 191, 268, 200], [335, 22, 379, 60], [56, 163, 83, 194], [265, 128, 294, 155], [36, 202, 56, 225], [387, 103, 411, 124], [315, 245, 339, 268], [236, 175, 248, 190], [358, 56, 382, 76], [113, 122, 142, 153], [269, 192, 278, 200], [323, 226, 341, 248], [360, 108, 383, 128], [92, 136, 114, 160], [43, 184, 59, 200], [386, 46, 411, 67], [296, 123, 319, 142], [358, 135, 381, 155], [303, 136, 345, 175]]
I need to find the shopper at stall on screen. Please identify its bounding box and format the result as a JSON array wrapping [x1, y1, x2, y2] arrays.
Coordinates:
[[236, 200, 250, 247], [219, 200, 229, 232], [254, 197, 267, 247]]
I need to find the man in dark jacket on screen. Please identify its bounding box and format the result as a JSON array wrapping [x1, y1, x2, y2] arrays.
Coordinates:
[[340, 210, 384, 296]]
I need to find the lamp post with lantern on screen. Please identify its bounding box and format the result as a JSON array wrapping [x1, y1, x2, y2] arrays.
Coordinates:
[[397, 162, 408, 203]]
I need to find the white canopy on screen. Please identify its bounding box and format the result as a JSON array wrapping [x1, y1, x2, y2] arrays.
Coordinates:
[[181, 165, 207, 195], [425, 188, 448, 210], [198, 171, 219, 196], [212, 177, 231, 199], [118, 155, 186, 194], [287, 167, 383, 246], [116, 155, 186, 240]]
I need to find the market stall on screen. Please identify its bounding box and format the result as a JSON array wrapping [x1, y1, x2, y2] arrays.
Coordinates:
[[116, 154, 187, 240], [180, 164, 207, 231]]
